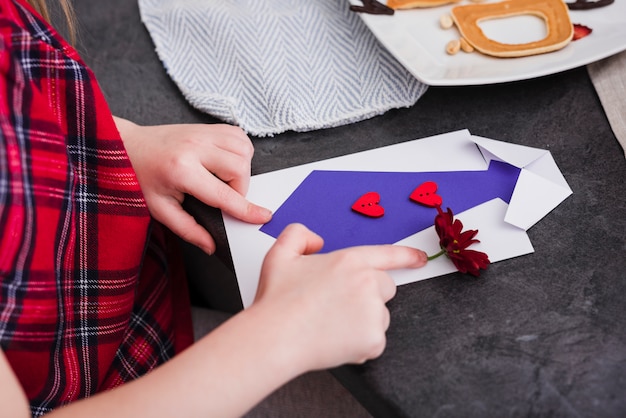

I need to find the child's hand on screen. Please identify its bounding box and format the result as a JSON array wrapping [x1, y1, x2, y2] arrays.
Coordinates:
[[254, 223, 428, 371], [115, 118, 272, 254]]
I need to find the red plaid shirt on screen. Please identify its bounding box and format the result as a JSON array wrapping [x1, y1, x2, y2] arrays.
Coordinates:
[[0, 0, 193, 415]]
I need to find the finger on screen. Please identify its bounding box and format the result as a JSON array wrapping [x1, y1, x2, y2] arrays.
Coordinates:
[[224, 170, 250, 199], [382, 305, 391, 331], [208, 124, 254, 157], [185, 173, 272, 224], [341, 245, 428, 271], [373, 304, 392, 348], [152, 197, 216, 254], [376, 272, 397, 302], [365, 305, 392, 360], [198, 145, 252, 197], [355, 330, 388, 364], [273, 223, 324, 257]]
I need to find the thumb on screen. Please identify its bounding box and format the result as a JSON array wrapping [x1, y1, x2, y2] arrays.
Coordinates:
[[257, 223, 323, 300], [270, 223, 324, 258]]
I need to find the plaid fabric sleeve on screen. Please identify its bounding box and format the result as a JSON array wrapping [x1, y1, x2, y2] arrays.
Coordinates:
[[0, 1, 193, 415]]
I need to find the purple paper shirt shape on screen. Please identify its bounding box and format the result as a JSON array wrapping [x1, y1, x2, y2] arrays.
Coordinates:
[[260, 160, 521, 253]]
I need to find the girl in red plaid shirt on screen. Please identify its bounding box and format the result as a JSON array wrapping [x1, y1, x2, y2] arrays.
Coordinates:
[[0, 0, 427, 416]]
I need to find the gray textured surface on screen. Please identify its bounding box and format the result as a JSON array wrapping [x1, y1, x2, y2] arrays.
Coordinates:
[[72, 1, 626, 417]]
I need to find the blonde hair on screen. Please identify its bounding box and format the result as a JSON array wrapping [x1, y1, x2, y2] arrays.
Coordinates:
[[27, 0, 77, 44]]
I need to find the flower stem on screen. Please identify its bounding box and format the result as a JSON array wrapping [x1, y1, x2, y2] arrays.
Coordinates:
[[427, 249, 446, 261]]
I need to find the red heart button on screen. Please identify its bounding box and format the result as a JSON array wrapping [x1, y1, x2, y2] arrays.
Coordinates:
[[352, 192, 384, 218], [410, 181, 442, 208]]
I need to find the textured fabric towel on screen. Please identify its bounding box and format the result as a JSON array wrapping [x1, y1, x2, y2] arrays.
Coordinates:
[[138, 0, 427, 137], [588, 50, 626, 158]]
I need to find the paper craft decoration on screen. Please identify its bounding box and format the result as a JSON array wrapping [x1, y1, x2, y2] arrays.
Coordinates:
[[223, 130, 573, 308], [260, 161, 520, 253], [352, 192, 385, 218], [410, 181, 443, 207]]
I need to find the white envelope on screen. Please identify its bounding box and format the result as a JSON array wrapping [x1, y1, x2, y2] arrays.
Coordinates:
[[223, 129, 573, 308]]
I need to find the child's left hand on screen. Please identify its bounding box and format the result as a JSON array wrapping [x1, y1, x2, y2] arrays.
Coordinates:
[[115, 117, 272, 254]]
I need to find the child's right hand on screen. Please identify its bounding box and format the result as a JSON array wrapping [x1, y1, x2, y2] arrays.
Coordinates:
[[253, 223, 428, 373]]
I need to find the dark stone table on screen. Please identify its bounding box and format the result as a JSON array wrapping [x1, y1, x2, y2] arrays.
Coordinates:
[[74, 1, 626, 416]]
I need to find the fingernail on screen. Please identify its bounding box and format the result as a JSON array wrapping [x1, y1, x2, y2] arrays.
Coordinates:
[[203, 244, 215, 256]]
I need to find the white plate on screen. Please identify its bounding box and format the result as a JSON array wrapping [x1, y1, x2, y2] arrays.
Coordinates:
[[349, 0, 626, 85]]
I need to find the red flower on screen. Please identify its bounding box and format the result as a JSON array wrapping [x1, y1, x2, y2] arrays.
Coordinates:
[[431, 207, 490, 277]]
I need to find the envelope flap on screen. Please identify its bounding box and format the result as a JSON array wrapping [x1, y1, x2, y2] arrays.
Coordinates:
[[505, 156, 573, 230], [472, 135, 548, 168]]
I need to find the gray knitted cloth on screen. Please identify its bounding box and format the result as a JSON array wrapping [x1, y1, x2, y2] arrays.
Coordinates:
[[138, 0, 427, 136]]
